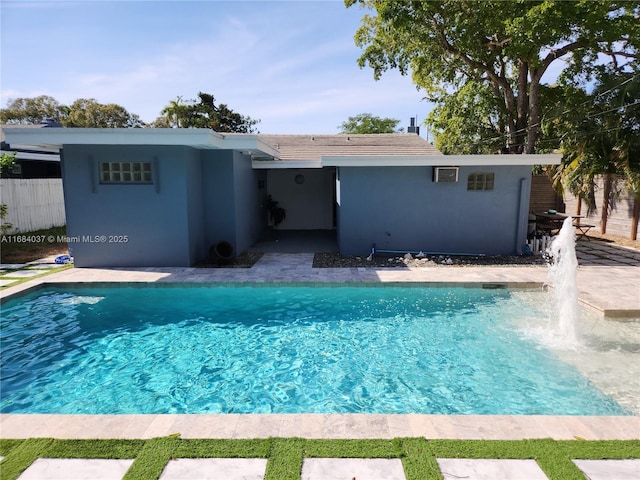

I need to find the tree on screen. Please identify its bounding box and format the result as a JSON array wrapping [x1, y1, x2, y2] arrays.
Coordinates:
[[426, 82, 506, 154], [558, 67, 640, 238], [338, 113, 401, 133], [346, 0, 638, 153], [155, 92, 260, 133], [64, 99, 145, 128], [0, 96, 144, 127], [157, 96, 188, 128], [0, 95, 67, 124]]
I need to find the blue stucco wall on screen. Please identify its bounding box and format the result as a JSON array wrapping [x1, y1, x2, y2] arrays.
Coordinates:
[[201, 150, 236, 256], [336, 165, 532, 256], [62, 146, 265, 267], [200, 150, 265, 258], [232, 151, 267, 254], [62, 145, 202, 267], [185, 148, 205, 265]]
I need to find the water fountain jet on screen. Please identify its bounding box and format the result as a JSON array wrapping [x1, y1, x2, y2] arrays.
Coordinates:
[[546, 217, 579, 345]]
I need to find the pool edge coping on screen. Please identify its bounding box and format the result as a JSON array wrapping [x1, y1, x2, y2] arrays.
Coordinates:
[[1, 413, 639, 441]]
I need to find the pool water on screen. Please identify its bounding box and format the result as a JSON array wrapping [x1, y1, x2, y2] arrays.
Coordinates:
[[0, 285, 632, 415]]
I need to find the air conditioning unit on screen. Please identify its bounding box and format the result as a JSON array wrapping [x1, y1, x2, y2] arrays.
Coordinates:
[[433, 167, 459, 183]]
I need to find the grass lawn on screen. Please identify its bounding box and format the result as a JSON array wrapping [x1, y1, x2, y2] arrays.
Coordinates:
[[0, 437, 638, 480], [0, 226, 68, 264]]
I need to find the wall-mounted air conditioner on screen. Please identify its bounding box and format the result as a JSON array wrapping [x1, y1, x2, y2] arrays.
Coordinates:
[[433, 166, 459, 183]]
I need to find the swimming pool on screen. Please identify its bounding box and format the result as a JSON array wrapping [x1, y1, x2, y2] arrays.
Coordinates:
[[0, 284, 634, 415]]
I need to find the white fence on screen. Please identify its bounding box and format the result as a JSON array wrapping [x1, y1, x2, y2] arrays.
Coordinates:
[[0, 178, 66, 233]]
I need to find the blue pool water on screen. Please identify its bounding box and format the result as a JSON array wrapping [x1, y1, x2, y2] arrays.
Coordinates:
[[0, 284, 629, 415]]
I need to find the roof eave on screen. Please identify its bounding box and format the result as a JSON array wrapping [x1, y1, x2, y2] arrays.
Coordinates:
[[321, 154, 562, 167], [252, 159, 322, 169], [2, 128, 226, 150], [222, 134, 281, 160]]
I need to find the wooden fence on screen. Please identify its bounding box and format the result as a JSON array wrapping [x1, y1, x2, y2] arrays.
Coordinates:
[[0, 178, 65, 233], [529, 174, 564, 213], [563, 175, 638, 239], [530, 174, 638, 239]]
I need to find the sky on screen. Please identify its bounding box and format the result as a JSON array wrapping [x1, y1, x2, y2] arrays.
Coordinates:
[[1, 0, 433, 135]]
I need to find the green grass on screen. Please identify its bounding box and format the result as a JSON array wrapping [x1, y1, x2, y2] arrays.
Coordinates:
[[0, 437, 638, 480], [0, 225, 67, 264]]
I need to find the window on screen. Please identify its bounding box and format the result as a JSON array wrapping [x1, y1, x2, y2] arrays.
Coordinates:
[[100, 162, 152, 184], [467, 172, 495, 191]]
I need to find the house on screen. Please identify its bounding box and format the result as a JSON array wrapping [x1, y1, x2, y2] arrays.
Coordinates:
[[0, 122, 62, 178], [3, 127, 560, 267]]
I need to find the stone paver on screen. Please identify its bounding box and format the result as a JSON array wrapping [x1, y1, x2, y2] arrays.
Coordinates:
[[573, 459, 640, 480], [159, 458, 267, 480], [26, 263, 60, 269], [2, 414, 638, 441], [17, 458, 134, 480], [301, 458, 406, 480], [7, 456, 640, 480], [436, 458, 549, 480], [0, 279, 17, 287], [0, 264, 27, 270], [1, 269, 48, 278]]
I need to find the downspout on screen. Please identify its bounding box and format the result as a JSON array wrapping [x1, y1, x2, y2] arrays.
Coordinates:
[[515, 177, 529, 255]]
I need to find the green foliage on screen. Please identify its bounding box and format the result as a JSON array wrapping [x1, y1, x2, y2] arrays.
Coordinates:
[[64, 98, 145, 128], [0, 96, 143, 127], [0, 204, 12, 235], [155, 92, 260, 133], [558, 67, 640, 215], [0, 153, 16, 233], [347, 0, 639, 153], [0, 95, 67, 124], [426, 82, 506, 154], [339, 113, 401, 133], [0, 152, 17, 176]]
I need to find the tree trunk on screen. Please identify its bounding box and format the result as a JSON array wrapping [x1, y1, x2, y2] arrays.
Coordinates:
[[526, 69, 544, 155], [600, 174, 612, 234], [516, 61, 529, 154], [501, 84, 518, 153], [632, 194, 640, 241]]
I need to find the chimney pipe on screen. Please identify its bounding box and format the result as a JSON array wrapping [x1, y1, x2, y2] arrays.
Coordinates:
[[408, 117, 420, 135]]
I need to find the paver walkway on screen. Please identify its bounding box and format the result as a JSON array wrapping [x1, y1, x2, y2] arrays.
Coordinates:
[[6, 456, 640, 479]]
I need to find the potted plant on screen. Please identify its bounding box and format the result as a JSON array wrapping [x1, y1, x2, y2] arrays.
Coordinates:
[[266, 195, 286, 229]]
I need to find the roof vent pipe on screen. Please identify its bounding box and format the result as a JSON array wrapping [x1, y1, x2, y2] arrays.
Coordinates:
[[407, 117, 420, 135]]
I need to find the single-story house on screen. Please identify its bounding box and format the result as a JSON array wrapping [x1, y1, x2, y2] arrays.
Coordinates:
[[3, 127, 560, 267], [0, 122, 62, 178]]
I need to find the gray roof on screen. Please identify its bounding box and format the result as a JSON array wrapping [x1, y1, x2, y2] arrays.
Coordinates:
[[256, 133, 441, 161]]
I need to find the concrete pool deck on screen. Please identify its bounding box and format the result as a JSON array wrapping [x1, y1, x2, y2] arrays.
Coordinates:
[[1, 242, 639, 443]]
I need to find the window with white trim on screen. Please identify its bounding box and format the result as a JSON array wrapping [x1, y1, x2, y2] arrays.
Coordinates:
[[100, 162, 152, 184], [467, 172, 494, 191]]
